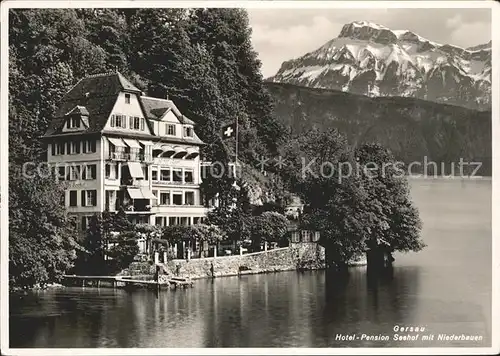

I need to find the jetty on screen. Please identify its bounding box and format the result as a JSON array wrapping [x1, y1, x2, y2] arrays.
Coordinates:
[[62, 275, 193, 290]]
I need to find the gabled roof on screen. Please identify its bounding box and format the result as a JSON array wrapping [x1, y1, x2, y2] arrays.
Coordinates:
[[140, 96, 196, 125], [45, 71, 142, 136], [65, 105, 90, 116]]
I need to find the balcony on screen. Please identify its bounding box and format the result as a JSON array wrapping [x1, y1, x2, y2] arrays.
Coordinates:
[[151, 180, 197, 187], [120, 201, 154, 215], [106, 151, 153, 163]]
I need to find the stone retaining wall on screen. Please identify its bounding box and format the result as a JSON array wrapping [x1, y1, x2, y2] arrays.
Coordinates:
[[165, 242, 325, 279]]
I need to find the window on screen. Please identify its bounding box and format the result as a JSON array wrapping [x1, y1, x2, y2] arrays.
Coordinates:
[[115, 115, 126, 128], [132, 117, 140, 130], [173, 169, 183, 183], [160, 191, 170, 205], [81, 190, 97, 207], [56, 166, 65, 181], [81, 139, 97, 153], [83, 164, 96, 180], [140, 118, 145, 131], [69, 191, 77, 207], [81, 216, 91, 231], [54, 143, 65, 155], [180, 217, 189, 226], [184, 170, 193, 183], [169, 217, 178, 226], [166, 124, 176, 136], [160, 168, 171, 181], [151, 169, 158, 181], [105, 163, 118, 179], [185, 191, 195, 205], [105, 190, 115, 210], [68, 141, 80, 154], [125, 93, 131, 104], [69, 165, 81, 180], [155, 217, 164, 226], [68, 116, 80, 129], [110, 115, 116, 127], [172, 192, 182, 205], [184, 126, 193, 137]]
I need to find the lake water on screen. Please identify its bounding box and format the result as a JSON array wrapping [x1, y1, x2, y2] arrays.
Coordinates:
[[9, 178, 492, 348]]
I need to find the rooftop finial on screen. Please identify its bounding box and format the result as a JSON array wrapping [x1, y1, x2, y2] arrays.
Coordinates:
[[166, 92, 169, 100]]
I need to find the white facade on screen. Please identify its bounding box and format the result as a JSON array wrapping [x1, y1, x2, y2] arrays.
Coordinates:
[[46, 75, 208, 232]]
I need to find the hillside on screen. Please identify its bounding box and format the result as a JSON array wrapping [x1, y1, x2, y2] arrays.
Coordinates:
[[269, 21, 491, 111], [266, 82, 491, 176]]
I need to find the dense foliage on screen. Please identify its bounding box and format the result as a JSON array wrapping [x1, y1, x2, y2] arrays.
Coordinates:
[[281, 128, 424, 270], [250, 211, 289, 251], [267, 82, 492, 176], [9, 8, 284, 288]]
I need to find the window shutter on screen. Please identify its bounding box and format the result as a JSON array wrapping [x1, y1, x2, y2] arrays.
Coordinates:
[[110, 115, 115, 127], [81, 166, 87, 180], [122, 116, 127, 128], [91, 165, 96, 179], [92, 190, 97, 206], [129, 116, 133, 129], [81, 191, 86, 207], [141, 118, 145, 131]]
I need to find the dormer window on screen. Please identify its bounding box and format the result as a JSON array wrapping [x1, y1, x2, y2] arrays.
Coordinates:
[[166, 124, 176, 136], [125, 93, 131, 104], [184, 126, 193, 138], [67, 116, 81, 129]]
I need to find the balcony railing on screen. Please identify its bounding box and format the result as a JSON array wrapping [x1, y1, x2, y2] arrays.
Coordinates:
[[151, 179, 196, 186], [106, 152, 153, 162], [121, 202, 153, 214]]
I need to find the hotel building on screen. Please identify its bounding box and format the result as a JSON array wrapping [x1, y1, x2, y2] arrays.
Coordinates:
[[44, 72, 209, 232]]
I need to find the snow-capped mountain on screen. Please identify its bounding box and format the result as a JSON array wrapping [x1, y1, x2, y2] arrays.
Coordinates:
[[269, 21, 491, 110]]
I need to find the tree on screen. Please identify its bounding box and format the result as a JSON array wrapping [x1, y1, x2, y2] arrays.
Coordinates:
[[280, 128, 424, 271], [207, 181, 253, 244], [250, 211, 289, 251], [354, 143, 425, 268], [135, 223, 162, 256], [107, 231, 140, 272], [9, 171, 81, 289], [74, 214, 105, 275]]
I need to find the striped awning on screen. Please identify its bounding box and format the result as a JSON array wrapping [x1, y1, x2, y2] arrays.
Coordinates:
[[185, 148, 199, 159], [127, 188, 143, 200], [172, 146, 188, 158], [140, 187, 157, 200], [127, 162, 144, 179], [139, 140, 153, 146], [123, 138, 142, 149], [107, 137, 127, 147]]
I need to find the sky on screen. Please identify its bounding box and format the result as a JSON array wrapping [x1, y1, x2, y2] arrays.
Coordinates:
[[247, 8, 492, 78]]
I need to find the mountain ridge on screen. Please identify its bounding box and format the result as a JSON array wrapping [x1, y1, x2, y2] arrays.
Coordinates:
[[269, 21, 491, 110], [266, 81, 491, 176]]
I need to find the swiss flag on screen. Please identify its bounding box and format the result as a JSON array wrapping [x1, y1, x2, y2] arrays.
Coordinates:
[[222, 122, 236, 139]]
